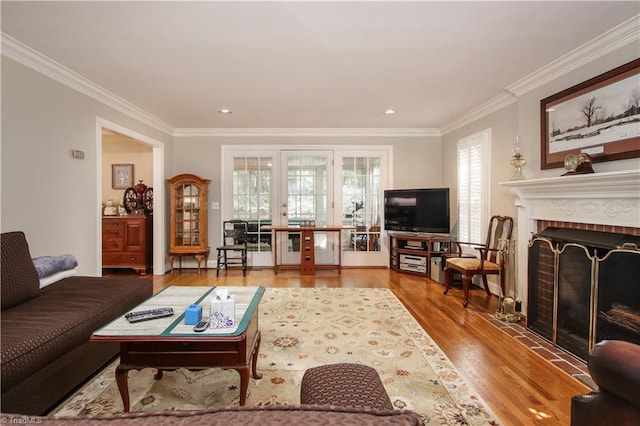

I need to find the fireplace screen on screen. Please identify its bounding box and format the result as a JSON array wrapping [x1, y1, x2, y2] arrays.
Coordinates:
[[596, 250, 640, 345], [528, 228, 640, 361], [527, 239, 555, 342], [556, 244, 593, 360]]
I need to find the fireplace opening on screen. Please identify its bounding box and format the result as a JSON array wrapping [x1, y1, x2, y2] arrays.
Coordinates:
[[527, 227, 640, 361]]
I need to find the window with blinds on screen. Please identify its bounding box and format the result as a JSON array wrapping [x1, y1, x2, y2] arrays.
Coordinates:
[[457, 129, 491, 250]]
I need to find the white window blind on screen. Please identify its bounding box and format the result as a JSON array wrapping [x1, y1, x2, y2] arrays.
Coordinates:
[[457, 129, 491, 249]]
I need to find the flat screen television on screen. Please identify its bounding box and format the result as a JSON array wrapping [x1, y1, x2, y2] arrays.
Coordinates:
[[384, 188, 450, 234]]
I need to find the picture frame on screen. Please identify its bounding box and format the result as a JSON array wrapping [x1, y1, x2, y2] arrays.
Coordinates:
[[112, 164, 134, 189], [540, 58, 640, 169]]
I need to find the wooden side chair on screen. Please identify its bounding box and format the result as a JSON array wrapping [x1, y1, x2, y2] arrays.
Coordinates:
[[443, 215, 513, 307], [216, 220, 248, 277]]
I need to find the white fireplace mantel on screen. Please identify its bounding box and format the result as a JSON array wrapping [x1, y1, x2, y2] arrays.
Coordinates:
[[501, 169, 640, 227], [499, 169, 640, 312]]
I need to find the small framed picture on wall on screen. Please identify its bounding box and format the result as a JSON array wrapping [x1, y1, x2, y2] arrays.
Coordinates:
[[112, 164, 134, 189]]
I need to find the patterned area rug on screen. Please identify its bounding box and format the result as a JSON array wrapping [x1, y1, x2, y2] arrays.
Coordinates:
[[52, 288, 500, 425]]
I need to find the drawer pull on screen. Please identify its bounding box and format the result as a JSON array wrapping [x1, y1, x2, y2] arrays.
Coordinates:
[[112, 243, 119, 248], [130, 256, 137, 261], [112, 232, 119, 237]]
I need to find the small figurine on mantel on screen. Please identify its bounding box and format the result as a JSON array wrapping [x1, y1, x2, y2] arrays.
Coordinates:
[[122, 180, 153, 216]]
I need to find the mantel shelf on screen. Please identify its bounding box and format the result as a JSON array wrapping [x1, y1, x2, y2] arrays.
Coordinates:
[[499, 169, 640, 200]]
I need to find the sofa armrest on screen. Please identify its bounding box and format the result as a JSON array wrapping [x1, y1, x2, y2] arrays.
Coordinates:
[[589, 340, 640, 406], [1, 232, 42, 310]]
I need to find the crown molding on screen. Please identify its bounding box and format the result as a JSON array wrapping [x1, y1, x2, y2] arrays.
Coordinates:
[[506, 14, 640, 96], [442, 14, 640, 135], [1, 32, 437, 139], [173, 127, 441, 138], [1, 32, 174, 136], [440, 92, 516, 136], [4, 13, 638, 140]]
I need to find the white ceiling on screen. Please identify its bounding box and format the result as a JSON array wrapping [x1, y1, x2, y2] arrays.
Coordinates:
[[2, 1, 639, 132]]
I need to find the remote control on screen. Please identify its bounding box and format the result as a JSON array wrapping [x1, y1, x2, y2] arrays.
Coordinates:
[[193, 321, 209, 332], [125, 307, 174, 323]]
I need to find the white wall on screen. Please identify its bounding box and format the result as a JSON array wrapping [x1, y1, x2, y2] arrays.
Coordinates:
[[443, 44, 640, 229], [518, 46, 640, 178], [1, 58, 173, 275], [442, 105, 518, 236], [441, 43, 640, 300], [172, 135, 442, 252], [4, 40, 636, 276], [102, 134, 153, 205]]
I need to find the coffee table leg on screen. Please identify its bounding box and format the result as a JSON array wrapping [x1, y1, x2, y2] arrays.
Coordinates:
[[115, 364, 131, 413], [237, 366, 250, 406], [252, 331, 263, 380]]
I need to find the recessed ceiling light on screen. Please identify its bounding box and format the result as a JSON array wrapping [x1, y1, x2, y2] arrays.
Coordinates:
[[219, 108, 232, 114], [384, 109, 397, 115]]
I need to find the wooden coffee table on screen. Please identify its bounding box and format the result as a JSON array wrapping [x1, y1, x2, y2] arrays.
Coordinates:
[[91, 286, 264, 412]]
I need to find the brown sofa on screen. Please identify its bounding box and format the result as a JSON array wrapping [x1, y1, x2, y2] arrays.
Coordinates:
[[1, 231, 153, 415], [571, 340, 640, 426], [2, 406, 423, 425]]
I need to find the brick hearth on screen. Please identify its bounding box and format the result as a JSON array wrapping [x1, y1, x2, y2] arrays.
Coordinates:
[[484, 313, 595, 389]]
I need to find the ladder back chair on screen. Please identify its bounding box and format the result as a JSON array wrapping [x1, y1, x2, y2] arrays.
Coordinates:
[[443, 215, 513, 307], [216, 220, 248, 276]]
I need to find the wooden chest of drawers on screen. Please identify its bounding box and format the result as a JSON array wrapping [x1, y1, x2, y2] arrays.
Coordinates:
[[102, 216, 152, 274]]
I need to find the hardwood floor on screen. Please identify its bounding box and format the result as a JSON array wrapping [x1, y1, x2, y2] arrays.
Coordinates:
[[124, 266, 590, 425]]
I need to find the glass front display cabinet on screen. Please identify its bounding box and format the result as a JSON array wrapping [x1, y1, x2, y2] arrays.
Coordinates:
[[167, 174, 210, 275]]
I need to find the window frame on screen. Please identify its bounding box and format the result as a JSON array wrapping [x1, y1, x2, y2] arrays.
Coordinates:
[[456, 129, 492, 251]]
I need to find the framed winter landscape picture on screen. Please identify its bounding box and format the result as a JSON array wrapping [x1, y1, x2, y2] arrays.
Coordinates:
[[540, 58, 640, 169]]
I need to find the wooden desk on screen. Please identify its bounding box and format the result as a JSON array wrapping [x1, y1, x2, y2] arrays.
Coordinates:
[[270, 226, 351, 275]]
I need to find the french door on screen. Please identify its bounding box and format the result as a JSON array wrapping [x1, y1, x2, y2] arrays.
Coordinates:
[[221, 146, 391, 268], [278, 150, 335, 265]]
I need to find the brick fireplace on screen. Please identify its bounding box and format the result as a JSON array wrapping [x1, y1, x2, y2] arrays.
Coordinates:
[[502, 169, 640, 360], [501, 169, 640, 310], [502, 170, 640, 359]]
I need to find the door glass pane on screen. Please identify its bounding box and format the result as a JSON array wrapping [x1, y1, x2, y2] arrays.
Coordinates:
[[232, 156, 272, 252], [281, 152, 333, 265], [173, 184, 202, 247], [342, 156, 382, 252], [286, 155, 328, 225]]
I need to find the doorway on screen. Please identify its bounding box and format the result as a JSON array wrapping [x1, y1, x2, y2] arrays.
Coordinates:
[[97, 118, 165, 276], [278, 150, 336, 265]]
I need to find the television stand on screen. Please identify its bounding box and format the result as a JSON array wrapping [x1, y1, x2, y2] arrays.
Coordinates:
[[389, 234, 453, 280]]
